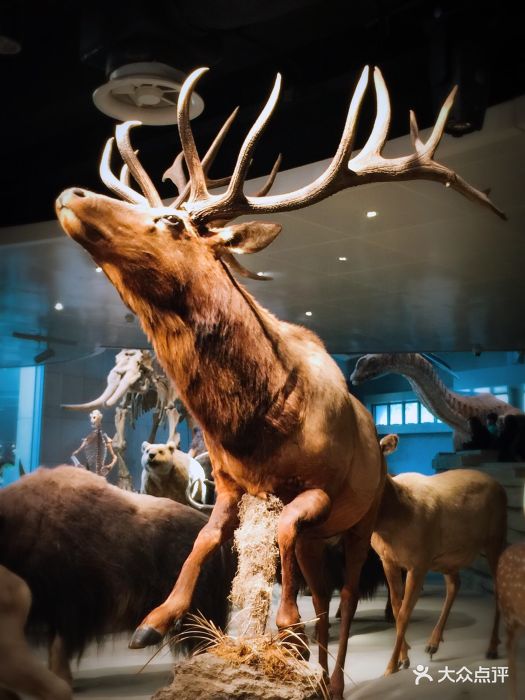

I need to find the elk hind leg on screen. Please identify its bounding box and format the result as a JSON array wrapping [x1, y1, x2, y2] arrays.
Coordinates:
[[384, 568, 425, 675], [48, 634, 73, 686], [382, 560, 411, 669], [130, 486, 241, 648], [275, 489, 331, 652], [329, 519, 378, 700], [425, 572, 460, 658], [295, 536, 331, 677]]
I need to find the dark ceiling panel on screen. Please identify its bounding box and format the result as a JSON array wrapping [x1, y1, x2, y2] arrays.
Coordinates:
[[1, 0, 523, 226]]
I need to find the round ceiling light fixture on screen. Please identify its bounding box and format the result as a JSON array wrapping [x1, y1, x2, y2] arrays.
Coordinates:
[[92, 62, 204, 125]]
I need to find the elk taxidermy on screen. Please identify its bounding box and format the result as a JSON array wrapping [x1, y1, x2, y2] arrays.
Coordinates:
[[56, 66, 503, 698]]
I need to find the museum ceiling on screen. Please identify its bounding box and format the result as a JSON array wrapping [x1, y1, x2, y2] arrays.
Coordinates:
[[1, 0, 524, 366]]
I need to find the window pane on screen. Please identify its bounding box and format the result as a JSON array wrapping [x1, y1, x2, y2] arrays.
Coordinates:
[[404, 402, 419, 424], [389, 403, 402, 425], [420, 405, 435, 423], [495, 393, 509, 403], [474, 387, 490, 394], [493, 385, 507, 393], [375, 405, 388, 426]]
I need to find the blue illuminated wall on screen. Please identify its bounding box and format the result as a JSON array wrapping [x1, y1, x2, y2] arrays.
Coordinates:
[[0, 365, 44, 486]]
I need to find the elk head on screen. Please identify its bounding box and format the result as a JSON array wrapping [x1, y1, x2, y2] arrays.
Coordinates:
[[56, 66, 504, 322]]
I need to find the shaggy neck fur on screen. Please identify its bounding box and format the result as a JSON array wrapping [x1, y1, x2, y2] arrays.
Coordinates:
[[119, 257, 304, 461]]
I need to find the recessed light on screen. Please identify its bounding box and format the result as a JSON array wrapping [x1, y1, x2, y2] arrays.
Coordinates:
[[366, 210, 377, 218], [338, 256, 347, 261], [257, 271, 266, 277], [305, 311, 313, 317], [54, 302, 64, 311], [95, 266, 103, 273]]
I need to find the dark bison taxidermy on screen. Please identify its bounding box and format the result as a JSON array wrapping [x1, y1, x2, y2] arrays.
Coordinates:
[[0, 466, 235, 683]]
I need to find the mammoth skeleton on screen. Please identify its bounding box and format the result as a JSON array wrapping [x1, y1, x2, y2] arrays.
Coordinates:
[[63, 349, 186, 489]]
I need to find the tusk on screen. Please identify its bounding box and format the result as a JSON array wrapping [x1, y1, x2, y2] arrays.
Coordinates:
[[61, 381, 120, 410], [185, 481, 214, 513], [104, 369, 142, 406]]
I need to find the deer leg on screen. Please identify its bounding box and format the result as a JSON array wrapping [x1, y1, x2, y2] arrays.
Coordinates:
[[384, 568, 425, 675], [382, 560, 410, 668], [486, 542, 504, 659], [506, 623, 522, 700], [129, 485, 241, 648], [295, 536, 331, 677], [425, 572, 460, 658], [275, 489, 331, 655], [48, 634, 73, 686], [329, 512, 378, 700]]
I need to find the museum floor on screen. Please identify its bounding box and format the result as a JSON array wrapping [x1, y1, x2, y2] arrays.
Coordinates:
[[28, 585, 524, 700]]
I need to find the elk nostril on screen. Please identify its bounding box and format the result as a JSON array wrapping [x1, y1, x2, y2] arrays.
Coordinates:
[[72, 188, 86, 198]]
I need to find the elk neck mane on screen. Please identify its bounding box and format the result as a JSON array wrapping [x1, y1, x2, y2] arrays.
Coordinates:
[[125, 255, 309, 461]]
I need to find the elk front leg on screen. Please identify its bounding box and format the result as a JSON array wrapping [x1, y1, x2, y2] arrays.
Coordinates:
[[276, 490, 331, 645], [425, 572, 460, 658], [129, 485, 241, 648], [384, 568, 425, 675]]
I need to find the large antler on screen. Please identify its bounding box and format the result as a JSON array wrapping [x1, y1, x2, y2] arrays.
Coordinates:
[[175, 66, 505, 224], [100, 103, 281, 209]]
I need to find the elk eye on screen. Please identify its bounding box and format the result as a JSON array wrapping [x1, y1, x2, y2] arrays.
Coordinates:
[[164, 216, 182, 228]]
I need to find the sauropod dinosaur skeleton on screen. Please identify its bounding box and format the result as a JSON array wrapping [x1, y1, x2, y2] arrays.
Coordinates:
[[351, 352, 523, 448]]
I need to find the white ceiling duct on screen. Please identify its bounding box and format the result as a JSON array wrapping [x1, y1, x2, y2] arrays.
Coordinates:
[[92, 62, 204, 125]]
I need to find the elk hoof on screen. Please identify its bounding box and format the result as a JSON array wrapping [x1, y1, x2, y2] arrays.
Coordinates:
[[486, 650, 498, 660], [425, 644, 438, 657], [398, 658, 410, 670], [129, 625, 163, 649]]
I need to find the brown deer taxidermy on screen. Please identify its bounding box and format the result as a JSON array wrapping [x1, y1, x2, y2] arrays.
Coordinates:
[[56, 66, 504, 698]]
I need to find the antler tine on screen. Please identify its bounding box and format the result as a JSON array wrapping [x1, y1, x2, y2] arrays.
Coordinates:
[[100, 137, 148, 206], [163, 152, 187, 195], [423, 85, 457, 156], [177, 67, 210, 203], [223, 74, 282, 205], [355, 66, 391, 159], [119, 149, 139, 188], [171, 106, 240, 208], [251, 153, 282, 197], [409, 110, 425, 153], [115, 122, 163, 207], [119, 163, 131, 187]]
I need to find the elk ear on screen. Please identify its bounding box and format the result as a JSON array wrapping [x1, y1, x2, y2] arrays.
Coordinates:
[[141, 441, 150, 453], [208, 222, 282, 254]]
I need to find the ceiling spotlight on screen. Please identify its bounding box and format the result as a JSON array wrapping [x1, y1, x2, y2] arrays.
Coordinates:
[[93, 62, 204, 126], [366, 211, 378, 218], [54, 302, 64, 311], [34, 347, 55, 364], [338, 256, 347, 261], [95, 266, 103, 273], [305, 311, 313, 317]]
